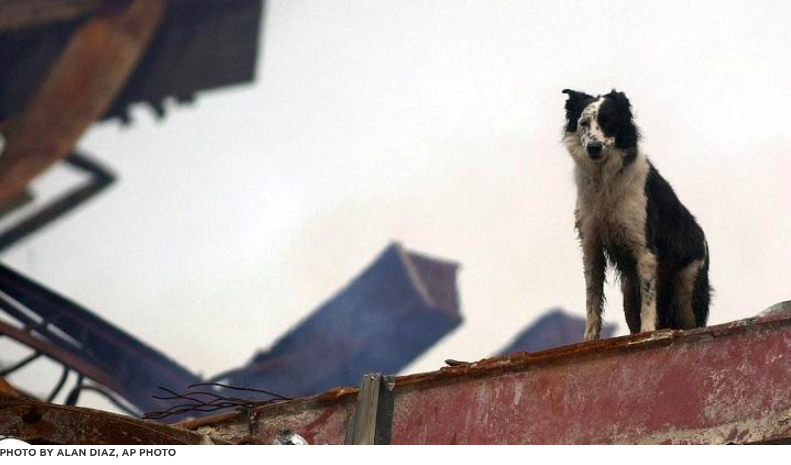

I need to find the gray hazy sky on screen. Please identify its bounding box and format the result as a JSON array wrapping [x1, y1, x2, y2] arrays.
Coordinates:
[[3, 1, 790, 408]]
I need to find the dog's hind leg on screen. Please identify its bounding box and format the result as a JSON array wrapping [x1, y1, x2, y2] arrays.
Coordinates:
[[621, 272, 642, 334], [673, 259, 705, 329], [582, 238, 606, 340]]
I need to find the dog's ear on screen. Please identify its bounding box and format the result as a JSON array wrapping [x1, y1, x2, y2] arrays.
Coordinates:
[[604, 89, 639, 148], [562, 89, 593, 107], [562, 89, 592, 100], [605, 89, 632, 111], [562, 89, 592, 132]]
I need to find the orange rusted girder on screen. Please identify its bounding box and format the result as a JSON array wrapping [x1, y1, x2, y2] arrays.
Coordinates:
[[0, 0, 164, 208], [0, 0, 103, 31]]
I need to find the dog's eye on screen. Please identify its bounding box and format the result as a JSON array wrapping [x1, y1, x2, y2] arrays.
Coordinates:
[[580, 120, 590, 128]]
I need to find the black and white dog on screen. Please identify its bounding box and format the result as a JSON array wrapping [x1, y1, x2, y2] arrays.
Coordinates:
[[562, 89, 711, 340]]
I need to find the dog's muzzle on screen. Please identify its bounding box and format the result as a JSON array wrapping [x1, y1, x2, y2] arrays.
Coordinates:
[[586, 143, 603, 160]]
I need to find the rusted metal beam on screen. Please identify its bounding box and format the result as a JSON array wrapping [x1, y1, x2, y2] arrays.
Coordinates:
[[0, 377, 20, 397], [344, 374, 381, 445], [343, 373, 395, 445], [0, 0, 103, 31], [180, 311, 791, 444], [0, 263, 202, 417], [0, 395, 218, 445], [0, 190, 33, 218], [0, 376, 38, 401], [0, 0, 163, 208], [0, 319, 123, 394], [0, 152, 115, 253]]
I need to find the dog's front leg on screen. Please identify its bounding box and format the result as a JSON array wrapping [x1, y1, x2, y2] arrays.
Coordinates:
[[582, 239, 606, 341], [637, 249, 659, 333]]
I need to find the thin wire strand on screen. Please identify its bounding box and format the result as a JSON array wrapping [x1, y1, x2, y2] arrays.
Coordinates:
[[188, 382, 292, 400], [143, 383, 291, 421]]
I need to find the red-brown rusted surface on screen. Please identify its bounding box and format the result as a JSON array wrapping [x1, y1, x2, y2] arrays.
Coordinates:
[[0, 377, 20, 398], [183, 313, 791, 444], [0, 394, 217, 445]]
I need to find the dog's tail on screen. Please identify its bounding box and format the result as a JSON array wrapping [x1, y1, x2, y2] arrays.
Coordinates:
[[692, 240, 712, 327]]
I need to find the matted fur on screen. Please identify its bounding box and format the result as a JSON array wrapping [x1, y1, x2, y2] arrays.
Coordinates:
[[561, 89, 711, 340]]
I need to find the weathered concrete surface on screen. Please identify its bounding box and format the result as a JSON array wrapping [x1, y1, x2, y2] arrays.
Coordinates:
[[183, 311, 791, 445]]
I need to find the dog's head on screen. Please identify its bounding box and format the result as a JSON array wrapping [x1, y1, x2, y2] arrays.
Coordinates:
[[562, 89, 639, 165]]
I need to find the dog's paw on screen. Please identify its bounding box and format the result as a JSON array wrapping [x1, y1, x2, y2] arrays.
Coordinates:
[[640, 323, 657, 333], [583, 328, 601, 341]]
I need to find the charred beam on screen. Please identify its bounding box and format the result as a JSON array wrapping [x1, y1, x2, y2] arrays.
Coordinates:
[[0, 0, 163, 208], [0, 319, 123, 394], [0, 264, 202, 418], [0, 152, 116, 253]]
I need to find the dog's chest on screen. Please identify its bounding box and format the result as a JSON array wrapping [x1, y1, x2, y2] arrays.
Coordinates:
[[576, 172, 649, 251]]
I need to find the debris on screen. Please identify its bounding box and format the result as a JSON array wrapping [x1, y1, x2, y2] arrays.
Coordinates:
[[214, 243, 462, 400], [444, 359, 470, 367], [273, 429, 308, 445], [0, 263, 201, 419], [0, 395, 217, 444]]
